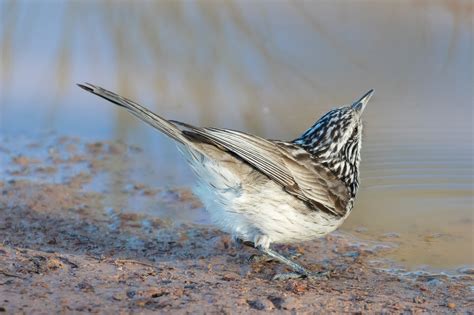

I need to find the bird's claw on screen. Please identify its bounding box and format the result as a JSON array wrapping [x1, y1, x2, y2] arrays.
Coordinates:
[[272, 270, 330, 281], [306, 270, 330, 280], [247, 254, 274, 264]]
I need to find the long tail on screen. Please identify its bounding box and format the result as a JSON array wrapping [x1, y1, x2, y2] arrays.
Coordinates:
[[77, 83, 190, 145]]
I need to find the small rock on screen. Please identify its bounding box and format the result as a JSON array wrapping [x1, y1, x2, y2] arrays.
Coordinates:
[[279, 296, 299, 310], [343, 251, 360, 258], [129, 145, 143, 152], [247, 299, 268, 311], [423, 233, 444, 242], [457, 267, 474, 275], [134, 299, 147, 307], [35, 166, 57, 174], [268, 296, 284, 309], [86, 142, 104, 154], [285, 280, 308, 293], [76, 281, 95, 293], [13, 155, 37, 166], [133, 183, 146, 190], [112, 293, 125, 301], [222, 273, 239, 281], [382, 232, 400, 238], [108, 142, 127, 154], [295, 246, 305, 254], [46, 258, 65, 270], [447, 302, 456, 309], [139, 288, 169, 299], [142, 189, 157, 196], [120, 213, 140, 221], [426, 278, 443, 287]]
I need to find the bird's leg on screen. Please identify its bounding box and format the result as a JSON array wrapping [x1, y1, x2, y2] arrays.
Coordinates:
[[261, 247, 308, 274], [258, 246, 329, 281], [235, 238, 328, 280]]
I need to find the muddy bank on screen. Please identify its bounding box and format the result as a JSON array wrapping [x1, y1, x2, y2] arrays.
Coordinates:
[[0, 137, 472, 313]]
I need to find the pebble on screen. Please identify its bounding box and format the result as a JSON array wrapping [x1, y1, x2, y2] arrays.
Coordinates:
[[457, 267, 474, 275], [222, 273, 239, 281], [112, 293, 125, 301], [343, 251, 360, 258], [268, 296, 285, 309], [76, 281, 95, 293], [247, 299, 270, 310], [279, 296, 299, 310], [13, 155, 35, 166], [268, 296, 299, 310], [286, 280, 308, 293], [426, 278, 443, 287], [382, 232, 400, 238]]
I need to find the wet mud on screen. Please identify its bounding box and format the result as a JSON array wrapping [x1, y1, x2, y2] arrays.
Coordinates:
[[0, 137, 472, 313]]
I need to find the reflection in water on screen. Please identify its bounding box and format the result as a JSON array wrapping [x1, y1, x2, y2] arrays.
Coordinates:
[[0, 0, 472, 270]]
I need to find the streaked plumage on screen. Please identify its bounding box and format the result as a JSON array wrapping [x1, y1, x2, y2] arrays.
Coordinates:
[[78, 83, 373, 279]]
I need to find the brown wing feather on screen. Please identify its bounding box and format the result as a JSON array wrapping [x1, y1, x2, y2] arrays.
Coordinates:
[[275, 142, 350, 217], [171, 121, 350, 217]]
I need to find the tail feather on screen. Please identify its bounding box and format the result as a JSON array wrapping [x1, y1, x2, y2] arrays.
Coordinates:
[[77, 83, 190, 145]]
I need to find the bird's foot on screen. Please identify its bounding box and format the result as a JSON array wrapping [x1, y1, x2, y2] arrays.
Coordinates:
[[248, 253, 301, 264], [251, 238, 329, 281], [233, 237, 255, 249], [272, 270, 330, 281], [247, 254, 274, 264]]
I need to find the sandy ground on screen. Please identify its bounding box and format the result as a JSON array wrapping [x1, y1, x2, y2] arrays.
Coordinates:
[[0, 137, 472, 314]]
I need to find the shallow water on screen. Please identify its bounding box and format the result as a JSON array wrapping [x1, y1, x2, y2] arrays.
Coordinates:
[[1, 0, 472, 271]]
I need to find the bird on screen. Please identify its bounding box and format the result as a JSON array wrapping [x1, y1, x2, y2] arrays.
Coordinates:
[[78, 83, 373, 280]]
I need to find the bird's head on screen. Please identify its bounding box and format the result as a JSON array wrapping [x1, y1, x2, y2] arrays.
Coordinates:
[[294, 90, 373, 167]]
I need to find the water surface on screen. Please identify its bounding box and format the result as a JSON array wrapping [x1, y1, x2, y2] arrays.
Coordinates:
[[1, 0, 472, 271]]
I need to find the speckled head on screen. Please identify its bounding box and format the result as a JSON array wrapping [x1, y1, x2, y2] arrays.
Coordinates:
[[294, 90, 374, 195]]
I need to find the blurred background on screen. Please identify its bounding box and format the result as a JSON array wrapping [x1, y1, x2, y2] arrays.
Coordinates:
[[0, 0, 472, 271]]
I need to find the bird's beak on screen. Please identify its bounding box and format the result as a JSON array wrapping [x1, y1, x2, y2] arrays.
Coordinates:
[[352, 89, 374, 114]]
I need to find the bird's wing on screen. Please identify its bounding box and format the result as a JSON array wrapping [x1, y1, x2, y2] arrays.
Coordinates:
[[171, 122, 350, 217], [274, 142, 350, 217]]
